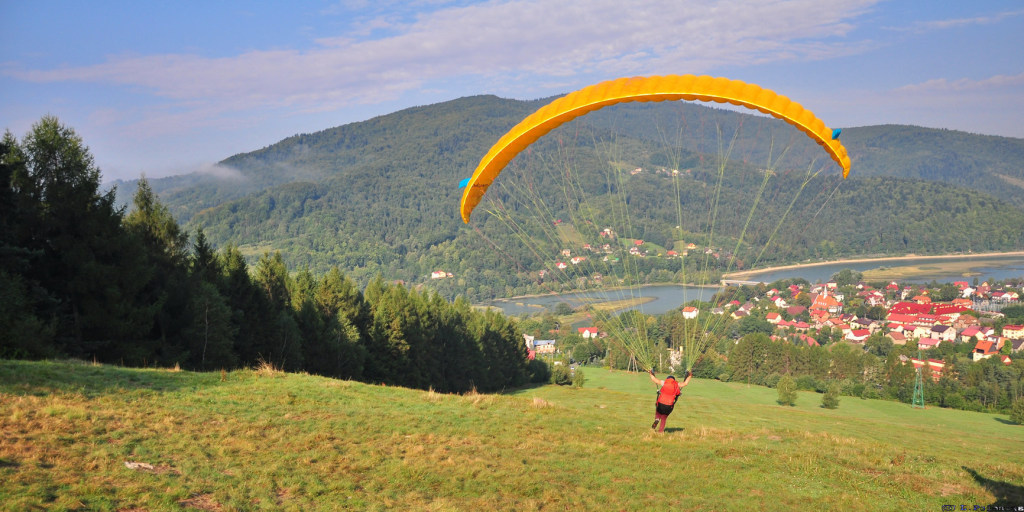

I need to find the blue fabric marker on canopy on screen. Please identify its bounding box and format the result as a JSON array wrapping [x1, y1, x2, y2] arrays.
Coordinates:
[[832, 128, 842, 140], [459, 177, 471, 188]]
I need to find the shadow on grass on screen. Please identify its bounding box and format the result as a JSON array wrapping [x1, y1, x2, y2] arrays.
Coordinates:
[[0, 359, 216, 397], [503, 382, 550, 395], [993, 417, 1018, 426], [663, 427, 685, 433], [962, 466, 1024, 507]]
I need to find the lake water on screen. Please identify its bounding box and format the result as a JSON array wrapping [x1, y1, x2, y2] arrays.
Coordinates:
[[742, 254, 1024, 285], [484, 254, 1024, 318], [486, 284, 718, 317]]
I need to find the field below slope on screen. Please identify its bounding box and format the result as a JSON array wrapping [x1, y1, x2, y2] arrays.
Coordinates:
[[1, 360, 1021, 511]]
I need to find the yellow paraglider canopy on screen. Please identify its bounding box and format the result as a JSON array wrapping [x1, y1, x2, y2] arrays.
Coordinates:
[[460, 74, 851, 223]]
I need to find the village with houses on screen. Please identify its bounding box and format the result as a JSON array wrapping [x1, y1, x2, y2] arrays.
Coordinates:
[[520, 274, 1024, 387]]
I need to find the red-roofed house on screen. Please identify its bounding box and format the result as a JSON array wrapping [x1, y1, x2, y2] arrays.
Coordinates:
[[578, 327, 599, 338], [811, 293, 842, 314], [973, 340, 999, 361], [766, 312, 781, 324], [955, 314, 979, 329], [906, 358, 944, 382], [887, 313, 918, 325], [960, 326, 982, 343], [1003, 324, 1024, 340], [682, 306, 699, 319], [918, 337, 941, 350], [889, 302, 932, 315], [797, 334, 818, 347], [887, 331, 907, 345], [846, 329, 871, 343]]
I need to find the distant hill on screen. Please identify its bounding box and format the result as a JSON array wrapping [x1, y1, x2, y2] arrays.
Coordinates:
[[114, 95, 1024, 300]]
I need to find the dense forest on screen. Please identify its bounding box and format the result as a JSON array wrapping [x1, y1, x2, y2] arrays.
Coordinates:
[[109, 96, 1024, 302], [1, 117, 541, 392]]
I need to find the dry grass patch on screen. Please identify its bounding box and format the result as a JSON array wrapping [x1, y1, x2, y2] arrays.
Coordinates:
[[424, 387, 445, 403], [178, 492, 223, 511], [253, 358, 283, 378], [531, 397, 552, 408]]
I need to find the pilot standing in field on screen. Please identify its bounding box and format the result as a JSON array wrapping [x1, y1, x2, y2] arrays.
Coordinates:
[[649, 369, 691, 432]]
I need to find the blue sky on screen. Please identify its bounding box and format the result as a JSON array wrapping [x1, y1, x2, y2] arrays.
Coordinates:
[[2, 0, 1022, 182]]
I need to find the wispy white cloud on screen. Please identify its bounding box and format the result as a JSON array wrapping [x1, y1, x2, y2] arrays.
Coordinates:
[[7, 0, 880, 116], [896, 72, 1024, 93], [899, 9, 1024, 33]]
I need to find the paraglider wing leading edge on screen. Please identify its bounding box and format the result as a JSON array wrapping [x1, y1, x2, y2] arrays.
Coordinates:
[[460, 74, 851, 223]]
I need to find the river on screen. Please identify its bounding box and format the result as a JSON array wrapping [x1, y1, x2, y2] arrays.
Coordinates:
[[485, 284, 718, 317]]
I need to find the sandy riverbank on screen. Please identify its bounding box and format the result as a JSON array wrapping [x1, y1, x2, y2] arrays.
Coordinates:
[[723, 251, 1024, 280]]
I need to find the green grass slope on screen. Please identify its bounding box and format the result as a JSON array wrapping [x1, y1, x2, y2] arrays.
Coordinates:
[[1, 360, 1021, 510]]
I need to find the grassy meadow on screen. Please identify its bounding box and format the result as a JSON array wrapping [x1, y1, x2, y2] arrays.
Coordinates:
[[1, 359, 1022, 511]]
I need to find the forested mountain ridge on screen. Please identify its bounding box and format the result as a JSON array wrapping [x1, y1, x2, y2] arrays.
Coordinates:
[[111, 95, 1024, 300], [111, 95, 547, 221]]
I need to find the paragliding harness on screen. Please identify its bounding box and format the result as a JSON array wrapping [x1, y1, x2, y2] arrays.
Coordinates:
[[655, 376, 681, 416]]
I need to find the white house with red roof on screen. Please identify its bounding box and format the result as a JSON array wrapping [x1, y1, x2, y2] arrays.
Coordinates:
[[973, 340, 1000, 361], [578, 327, 599, 338], [766, 312, 781, 324], [682, 306, 699, 319], [811, 292, 842, 314], [846, 329, 871, 343], [917, 337, 941, 350], [1003, 324, 1024, 340]]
